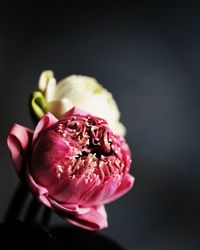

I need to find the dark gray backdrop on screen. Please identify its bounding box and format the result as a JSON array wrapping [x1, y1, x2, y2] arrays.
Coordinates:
[[0, 2, 199, 249]]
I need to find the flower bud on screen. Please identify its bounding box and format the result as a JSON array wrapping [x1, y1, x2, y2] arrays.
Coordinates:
[[7, 108, 134, 230], [31, 71, 126, 136]]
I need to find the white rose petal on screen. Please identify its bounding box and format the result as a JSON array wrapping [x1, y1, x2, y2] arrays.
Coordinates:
[[36, 71, 126, 136], [47, 98, 73, 118]]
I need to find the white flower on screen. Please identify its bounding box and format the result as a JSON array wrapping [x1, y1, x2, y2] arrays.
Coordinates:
[[31, 70, 126, 136]]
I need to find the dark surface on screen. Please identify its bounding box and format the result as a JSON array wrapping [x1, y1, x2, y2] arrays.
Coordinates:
[[0, 221, 124, 250], [0, 1, 200, 249], [0, 221, 54, 250], [51, 226, 124, 250]]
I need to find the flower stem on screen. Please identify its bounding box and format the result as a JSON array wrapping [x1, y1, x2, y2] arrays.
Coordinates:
[[4, 182, 52, 233], [24, 198, 41, 223], [41, 207, 52, 231], [4, 182, 29, 222]]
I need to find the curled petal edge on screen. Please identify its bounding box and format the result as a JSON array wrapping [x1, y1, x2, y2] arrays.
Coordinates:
[[25, 175, 108, 231], [48, 198, 90, 215], [31, 91, 47, 119], [32, 112, 58, 144], [7, 124, 33, 178], [26, 168, 51, 208], [64, 205, 108, 231]]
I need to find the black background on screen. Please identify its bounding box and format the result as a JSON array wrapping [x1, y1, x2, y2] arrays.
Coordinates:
[[0, 1, 200, 249]]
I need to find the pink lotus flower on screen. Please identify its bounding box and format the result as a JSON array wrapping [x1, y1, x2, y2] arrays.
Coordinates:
[[7, 108, 134, 230]]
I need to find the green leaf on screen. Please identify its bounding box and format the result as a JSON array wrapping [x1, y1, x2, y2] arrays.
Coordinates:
[[31, 91, 47, 118]]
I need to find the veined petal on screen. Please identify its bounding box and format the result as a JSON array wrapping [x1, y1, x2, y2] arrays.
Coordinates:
[[31, 130, 78, 195], [83, 178, 119, 207], [50, 173, 97, 205], [103, 174, 135, 204], [7, 124, 33, 178]]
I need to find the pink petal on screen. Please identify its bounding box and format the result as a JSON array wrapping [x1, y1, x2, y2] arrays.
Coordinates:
[[103, 174, 135, 204], [48, 198, 90, 215], [32, 112, 57, 144], [26, 168, 51, 208], [7, 124, 33, 178], [30, 131, 77, 194], [65, 205, 108, 231], [51, 174, 97, 205], [82, 178, 119, 207]]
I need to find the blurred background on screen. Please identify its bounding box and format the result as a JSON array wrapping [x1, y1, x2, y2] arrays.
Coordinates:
[[0, 1, 200, 249]]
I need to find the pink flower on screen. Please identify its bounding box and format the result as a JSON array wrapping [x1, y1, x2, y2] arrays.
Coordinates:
[[7, 108, 134, 230]]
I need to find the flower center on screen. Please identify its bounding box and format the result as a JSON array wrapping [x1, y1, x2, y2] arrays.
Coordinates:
[[54, 115, 125, 182]]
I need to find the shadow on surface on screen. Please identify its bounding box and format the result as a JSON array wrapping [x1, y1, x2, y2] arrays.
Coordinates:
[[0, 221, 124, 250]]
